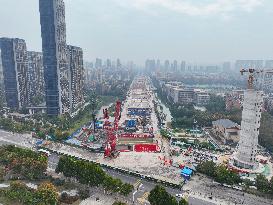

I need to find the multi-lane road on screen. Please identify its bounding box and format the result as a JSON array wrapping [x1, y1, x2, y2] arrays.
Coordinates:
[[0, 130, 182, 205], [1, 130, 273, 205], [0, 130, 36, 148], [47, 152, 182, 205]]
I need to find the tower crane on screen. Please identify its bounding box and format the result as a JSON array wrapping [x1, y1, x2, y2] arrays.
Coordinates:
[[240, 68, 273, 90]]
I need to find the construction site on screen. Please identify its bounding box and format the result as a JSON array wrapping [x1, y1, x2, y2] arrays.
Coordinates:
[[46, 72, 273, 186], [65, 76, 161, 158]]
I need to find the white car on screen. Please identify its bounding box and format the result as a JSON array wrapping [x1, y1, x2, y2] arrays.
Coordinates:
[[175, 194, 184, 198], [38, 149, 51, 156]]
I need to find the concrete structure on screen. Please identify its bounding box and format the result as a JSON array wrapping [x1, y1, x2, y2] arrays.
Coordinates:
[[163, 82, 209, 105], [233, 89, 263, 169], [39, 0, 70, 115], [194, 90, 210, 105], [27, 51, 45, 106], [145, 59, 156, 71], [181, 61, 186, 72], [67, 45, 84, 111], [174, 87, 194, 104], [0, 38, 29, 109], [212, 119, 240, 144], [235, 60, 263, 70], [95, 58, 102, 69]]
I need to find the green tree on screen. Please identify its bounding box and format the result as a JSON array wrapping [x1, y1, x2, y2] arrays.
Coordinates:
[[34, 182, 59, 205], [119, 183, 134, 196], [6, 181, 34, 204], [148, 185, 177, 205], [256, 174, 269, 193], [196, 161, 216, 177], [0, 145, 47, 180], [259, 113, 273, 152], [205, 95, 226, 113], [269, 177, 273, 193], [54, 129, 69, 141], [214, 165, 241, 185], [0, 167, 5, 181], [242, 178, 254, 188]]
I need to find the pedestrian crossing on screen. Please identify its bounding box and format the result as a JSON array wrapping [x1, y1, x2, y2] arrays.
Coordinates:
[[134, 179, 142, 189], [137, 192, 150, 205]]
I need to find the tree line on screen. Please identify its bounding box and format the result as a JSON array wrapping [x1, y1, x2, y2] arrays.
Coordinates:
[[197, 161, 241, 185], [55, 156, 134, 196], [148, 185, 188, 205], [0, 145, 47, 180], [0, 181, 58, 205], [197, 161, 273, 195]]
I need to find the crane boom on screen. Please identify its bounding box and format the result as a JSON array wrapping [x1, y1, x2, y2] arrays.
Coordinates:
[[240, 68, 273, 89]]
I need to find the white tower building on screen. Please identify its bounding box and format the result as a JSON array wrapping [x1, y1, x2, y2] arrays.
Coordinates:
[[233, 89, 263, 170]]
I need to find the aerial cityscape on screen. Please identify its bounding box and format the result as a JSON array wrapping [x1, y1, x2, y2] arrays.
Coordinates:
[[0, 0, 273, 205]]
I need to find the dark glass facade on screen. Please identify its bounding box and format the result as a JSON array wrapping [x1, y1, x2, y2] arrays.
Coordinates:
[[0, 38, 28, 109], [39, 0, 70, 115], [27, 51, 45, 105]]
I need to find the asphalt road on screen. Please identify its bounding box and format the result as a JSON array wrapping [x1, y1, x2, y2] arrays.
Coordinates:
[[0, 130, 36, 149], [47, 152, 182, 205], [185, 175, 273, 205], [1, 130, 272, 205], [104, 168, 182, 204]]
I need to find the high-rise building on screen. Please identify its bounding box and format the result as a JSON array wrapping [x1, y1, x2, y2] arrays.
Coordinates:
[[145, 59, 156, 71], [117, 58, 122, 69], [235, 60, 263, 70], [67, 45, 84, 111], [95, 58, 102, 69], [164, 60, 170, 71], [27, 51, 45, 106], [173, 60, 178, 72], [39, 0, 70, 115], [232, 89, 263, 169], [156, 59, 160, 69], [0, 38, 28, 109], [106, 59, 111, 68], [223, 62, 231, 72], [180, 61, 186, 72]]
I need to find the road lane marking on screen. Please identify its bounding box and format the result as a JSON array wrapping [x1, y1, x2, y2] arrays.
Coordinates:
[[134, 179, 142, 189]]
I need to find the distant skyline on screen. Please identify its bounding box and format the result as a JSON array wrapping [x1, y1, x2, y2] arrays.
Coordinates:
[[1, 0, 273, 64]]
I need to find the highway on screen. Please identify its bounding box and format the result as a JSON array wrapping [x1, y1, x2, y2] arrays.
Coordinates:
[[47, 152, 182, 205], [0, 130, 36, 149], [0, 131, 181, 205], [1, 130, 272, 205]]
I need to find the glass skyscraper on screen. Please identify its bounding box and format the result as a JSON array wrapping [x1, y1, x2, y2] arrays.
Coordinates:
[[0, 38, 28, 109], [39, 0, 70, 115]]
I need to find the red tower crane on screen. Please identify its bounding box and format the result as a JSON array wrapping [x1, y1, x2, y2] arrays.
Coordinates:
[[104, 100, 121, 158]]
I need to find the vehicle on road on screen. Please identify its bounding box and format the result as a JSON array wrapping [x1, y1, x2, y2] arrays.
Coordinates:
[[175, 194, 184, 198], [38, 149, 51, 156]]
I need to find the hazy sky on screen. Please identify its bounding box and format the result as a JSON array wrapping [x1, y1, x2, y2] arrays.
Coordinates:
[[0, 0, 273, 64]]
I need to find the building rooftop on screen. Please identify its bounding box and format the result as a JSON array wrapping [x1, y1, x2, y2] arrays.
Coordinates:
[[212, 119, 238, 129]]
